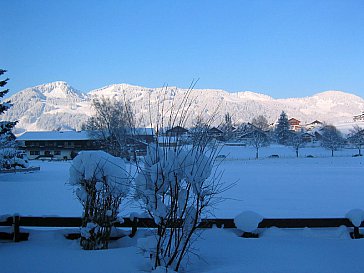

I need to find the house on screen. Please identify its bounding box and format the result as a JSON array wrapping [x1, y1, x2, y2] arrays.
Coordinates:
[[237, 124, 269, 144], [353, 112, 364, 122], [157, 136, 180, 147], [16, 128, 156, 160], [305, 120, 323, 131], [288, 118, 301, 132], [125, 128, 155, 156], [207, 127, 224, 141], [165, 126, 189, 137], [129, 128, 155, 143], [16, 131, 100, 160], [301, 132, 315, 143]]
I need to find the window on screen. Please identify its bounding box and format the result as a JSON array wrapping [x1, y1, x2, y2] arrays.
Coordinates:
[[54, 151, 61, 156], [30, 151, 40, 156]]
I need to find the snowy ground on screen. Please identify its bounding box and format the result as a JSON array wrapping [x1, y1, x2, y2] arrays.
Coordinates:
[[1, 145, 363, 218], [1, 145, 364, 272], [2, 226, 364, 273]]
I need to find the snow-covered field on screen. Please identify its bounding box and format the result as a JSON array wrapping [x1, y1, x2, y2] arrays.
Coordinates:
[[1, 145, 364, 273], [1, 145, 363, 218]]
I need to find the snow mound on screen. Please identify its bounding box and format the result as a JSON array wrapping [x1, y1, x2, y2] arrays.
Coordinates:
[[152, 266, 177, 273], [346, 209, 364, 227], [69, 150, 131, 200], [234, 211, 263, 232]]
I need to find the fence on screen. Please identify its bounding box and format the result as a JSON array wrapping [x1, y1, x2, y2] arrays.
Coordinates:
[[1, 215, 363, 242]]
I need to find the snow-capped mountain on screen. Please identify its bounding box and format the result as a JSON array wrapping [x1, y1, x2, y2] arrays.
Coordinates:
[[2, 81, 364, 134]]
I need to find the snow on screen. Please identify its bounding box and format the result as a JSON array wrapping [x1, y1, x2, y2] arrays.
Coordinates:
[[152, 267, 178, 273], [1, 226, 364, 273], [1, 146, 364, 218], [0, 161, 82, 216], [346, 209, 364, 227], [234, 211, 263, 232], [69, 151, 129, 189], [2, 145, 364, 272], [17, 130, 92, 141]]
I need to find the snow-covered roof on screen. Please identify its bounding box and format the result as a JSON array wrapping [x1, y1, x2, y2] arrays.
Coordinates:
[[16, 131, 93, 141]]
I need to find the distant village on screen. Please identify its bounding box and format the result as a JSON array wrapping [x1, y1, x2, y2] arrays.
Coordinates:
[[14, 114, 341, 161]]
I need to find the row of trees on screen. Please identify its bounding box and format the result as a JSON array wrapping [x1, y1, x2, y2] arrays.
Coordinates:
[[215, 111, 364, 159]]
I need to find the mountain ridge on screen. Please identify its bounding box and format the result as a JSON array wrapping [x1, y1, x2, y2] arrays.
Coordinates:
[[2, 81, 364, 134]]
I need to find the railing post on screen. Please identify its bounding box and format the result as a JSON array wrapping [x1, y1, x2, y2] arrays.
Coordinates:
[[353, 226, 361, 239], [13, 215, 20, 242], [130, 218, 138, 238]]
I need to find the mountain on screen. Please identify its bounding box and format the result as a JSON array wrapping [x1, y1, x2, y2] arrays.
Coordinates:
[[2, 81, 364, 134], [1, 81, 90, 134]]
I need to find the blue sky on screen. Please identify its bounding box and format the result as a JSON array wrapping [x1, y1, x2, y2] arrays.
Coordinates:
[[2, 0, 364, 98]]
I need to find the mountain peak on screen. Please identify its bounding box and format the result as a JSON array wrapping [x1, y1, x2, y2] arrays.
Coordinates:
[[28, 81, 85, 99], [312, 90, 362, 101]]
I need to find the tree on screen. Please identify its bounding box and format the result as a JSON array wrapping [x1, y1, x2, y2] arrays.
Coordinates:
[[251, 115, 269, 131], [0, 69, 17, 148], [219, 112, 234, 141], [0, 69, 18, 170], [320, 125, 344, 157], [347, 125, 364, 156], [245, 125, 270, 159], [289, 131, 307, 158], [83, 97, 135, 158], [189, 115, 211, 148], [135, 84, 225, 272], [275, 111, 291, 145]]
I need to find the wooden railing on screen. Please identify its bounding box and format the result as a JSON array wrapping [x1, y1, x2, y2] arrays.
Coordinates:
[[1, 216, 362, 242]]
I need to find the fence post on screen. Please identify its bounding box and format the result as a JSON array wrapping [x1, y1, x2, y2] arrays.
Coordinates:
[[130, 218, 138, 238], [13, 215, 20, 242], [353, 226, 361, 239]]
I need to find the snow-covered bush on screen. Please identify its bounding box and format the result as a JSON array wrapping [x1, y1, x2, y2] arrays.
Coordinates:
[[0, 148, 29, 170], [346, 209, 364, 239], [135, 143, 220, 271], [132, 83, 224, 271], [234, 211, 263, 236], [346, 209, 364, 227], [69, 151, 130, 250]]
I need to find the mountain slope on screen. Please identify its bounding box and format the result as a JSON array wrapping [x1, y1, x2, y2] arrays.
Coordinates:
[[2, 82, 364, 133]]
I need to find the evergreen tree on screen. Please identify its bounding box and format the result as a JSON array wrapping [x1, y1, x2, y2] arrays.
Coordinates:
[[0, 69, 17, 147], [275, 111, 290, 145], [0, 69, 24, 170]]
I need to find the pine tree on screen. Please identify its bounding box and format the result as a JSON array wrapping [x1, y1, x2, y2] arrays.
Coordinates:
[[275, 111, 290, 145], [0, 69, 17, 147]]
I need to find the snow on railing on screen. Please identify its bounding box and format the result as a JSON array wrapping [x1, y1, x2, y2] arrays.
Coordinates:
[[1, 215, 364, 242]]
